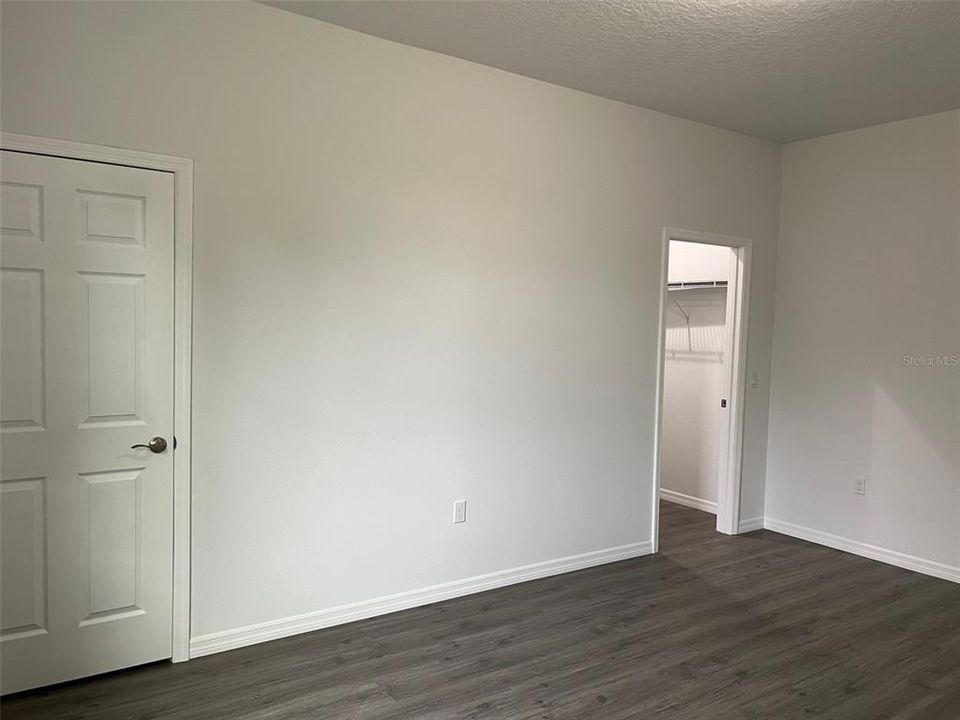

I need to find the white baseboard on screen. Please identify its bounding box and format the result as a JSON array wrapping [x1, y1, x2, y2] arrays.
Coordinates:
[[659, 488, 717, 514], [190, 540, 653, 658], [737, 516, 764, 533], [763, 517, 960, 584]]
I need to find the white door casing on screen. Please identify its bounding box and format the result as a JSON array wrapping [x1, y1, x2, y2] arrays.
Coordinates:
[[1, 150, 175, 694], [714, 246, 749, 535], [651, 227, 752, 551]]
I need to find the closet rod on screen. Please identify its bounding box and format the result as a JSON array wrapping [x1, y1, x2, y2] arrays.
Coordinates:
[[667, 280, 728, 290]]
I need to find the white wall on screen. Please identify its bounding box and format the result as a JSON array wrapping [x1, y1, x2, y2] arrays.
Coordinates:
[[0, 1, 782, 642], [767, 110, 960, 572], [668, 241, 731, 284]]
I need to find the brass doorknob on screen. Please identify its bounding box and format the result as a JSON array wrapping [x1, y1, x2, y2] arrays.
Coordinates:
[[131, 436, 168, 454]]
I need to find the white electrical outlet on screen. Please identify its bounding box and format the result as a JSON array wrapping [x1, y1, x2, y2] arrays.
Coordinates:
[[854, 477, 866, 496], [750, 373, 759, 388], [454, 500, 467, 524]]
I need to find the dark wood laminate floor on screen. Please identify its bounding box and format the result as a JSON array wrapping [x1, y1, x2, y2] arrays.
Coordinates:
[[5, 502, 960, 719]]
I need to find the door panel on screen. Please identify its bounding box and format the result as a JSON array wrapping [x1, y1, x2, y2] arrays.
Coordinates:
[[79, 272, 146, 426], [0, 477, 46, 640], [0, 268, 45, 432], [0, 151, 174, 694]]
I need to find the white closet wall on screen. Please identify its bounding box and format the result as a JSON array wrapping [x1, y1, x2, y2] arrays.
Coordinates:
[[668, 241, 732, 285], [661, 242, 731, 511]]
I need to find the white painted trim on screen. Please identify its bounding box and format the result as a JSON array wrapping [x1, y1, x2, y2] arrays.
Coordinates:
[[1, 132, 195, 662], [659, 489, 717, 514], [763, 518, 960, 584], [650, 231, 671, 555], [191, 541, 653, 657], [737, 516, 764, 533], [653, 228, 752, 549], [719, 240, 751, 536]]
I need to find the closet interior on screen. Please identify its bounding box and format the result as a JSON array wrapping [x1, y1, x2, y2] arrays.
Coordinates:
[[660, 240, 735, 516]]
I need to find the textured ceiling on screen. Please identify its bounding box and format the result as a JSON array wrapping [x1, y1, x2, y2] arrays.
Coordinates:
[[264, 0, 960, 143]]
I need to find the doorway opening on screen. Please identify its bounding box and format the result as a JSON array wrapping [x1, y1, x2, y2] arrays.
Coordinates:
[[652, 228, 752, 551]]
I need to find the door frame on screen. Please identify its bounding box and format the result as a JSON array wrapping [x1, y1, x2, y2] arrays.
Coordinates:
[[1, 132, 194, 662], [651, 227, 752, 550]]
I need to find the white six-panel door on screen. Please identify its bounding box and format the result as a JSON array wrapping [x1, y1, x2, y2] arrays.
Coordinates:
[[1, 151, 175, 694]]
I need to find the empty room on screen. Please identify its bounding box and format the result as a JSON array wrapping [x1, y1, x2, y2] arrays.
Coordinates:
[[0, 1, 958, 718]]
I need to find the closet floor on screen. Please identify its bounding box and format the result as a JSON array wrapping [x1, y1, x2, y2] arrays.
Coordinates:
[[4, 501, 959, 719]]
